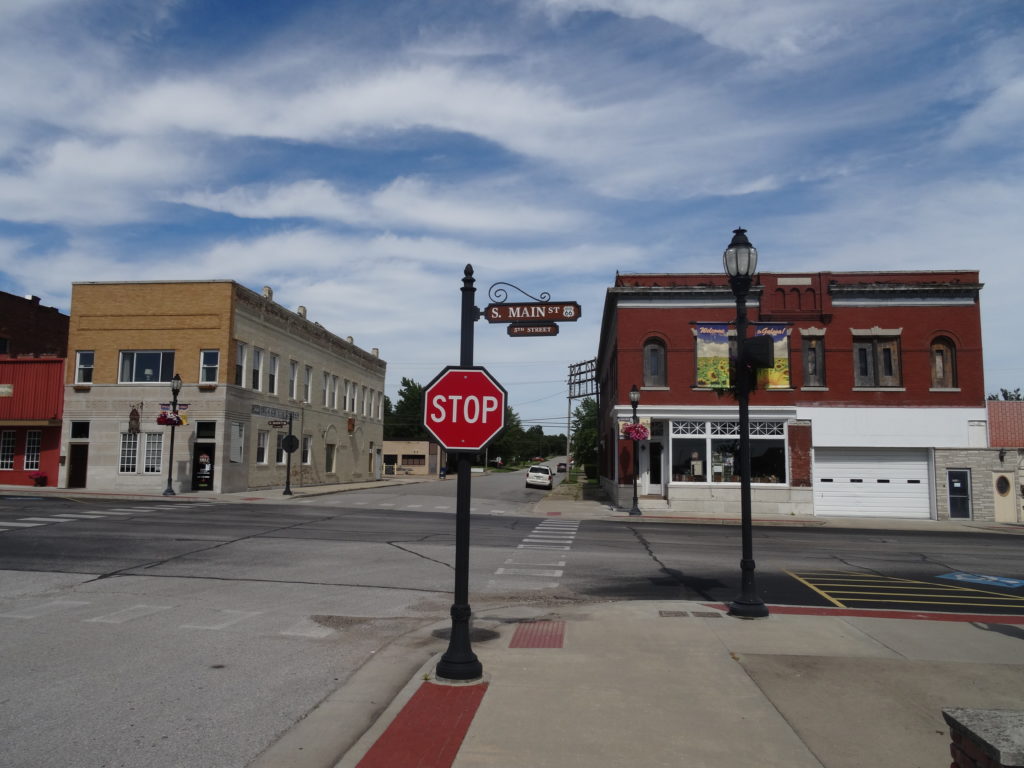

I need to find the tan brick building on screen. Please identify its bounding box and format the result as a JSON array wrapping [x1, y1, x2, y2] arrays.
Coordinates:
[[60, 281, 386, 493]]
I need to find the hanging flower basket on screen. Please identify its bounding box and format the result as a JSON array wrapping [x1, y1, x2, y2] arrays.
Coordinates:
[[156, 412, 184, 426], [621, 422, 650, 441]]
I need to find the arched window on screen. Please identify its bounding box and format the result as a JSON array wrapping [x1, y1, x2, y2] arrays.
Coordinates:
[[643, 338, 667, 387], [930, 337, 957, 388]]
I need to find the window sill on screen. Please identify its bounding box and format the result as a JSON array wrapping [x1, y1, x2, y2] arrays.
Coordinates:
[[801, 387, 829, 391], [73, 385, 91, 392], [852, 387, 906, 392], [640, 386, 670, 391], [929, 387, 961, 392]]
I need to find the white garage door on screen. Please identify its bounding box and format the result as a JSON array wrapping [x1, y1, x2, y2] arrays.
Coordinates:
[[813, 448, 932, 518]]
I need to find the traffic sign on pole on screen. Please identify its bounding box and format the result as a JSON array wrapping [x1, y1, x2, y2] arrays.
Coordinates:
[[424, 366, 507, 451]]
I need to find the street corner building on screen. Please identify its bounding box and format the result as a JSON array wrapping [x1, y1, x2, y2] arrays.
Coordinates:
[[59, 281, 386, 494], [597, 270, 1021, 523], [0, 290, 69, 488]]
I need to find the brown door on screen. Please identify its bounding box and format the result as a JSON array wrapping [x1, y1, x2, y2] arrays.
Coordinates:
[[67, 444, 88, 488]]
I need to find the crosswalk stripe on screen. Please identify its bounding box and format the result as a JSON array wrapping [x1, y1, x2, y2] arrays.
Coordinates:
[[18, 517, 70, 523], [84, 604, 172, 624], [0, 521, 47, 528]]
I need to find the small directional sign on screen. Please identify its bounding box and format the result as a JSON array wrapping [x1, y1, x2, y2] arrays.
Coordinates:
[[508, 324, 559, 337], [485, 302, 581, 323]]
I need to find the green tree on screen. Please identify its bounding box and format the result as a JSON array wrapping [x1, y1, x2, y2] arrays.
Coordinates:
[[384, 377, 430, 440], [987, 388, 1023, 401], [570, 397, 598, 468]]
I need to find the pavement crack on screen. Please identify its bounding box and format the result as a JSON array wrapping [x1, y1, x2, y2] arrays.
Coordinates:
[[83, 515, 336, 583], [627, 525, 719, 600], [388, 540, 453, 570]]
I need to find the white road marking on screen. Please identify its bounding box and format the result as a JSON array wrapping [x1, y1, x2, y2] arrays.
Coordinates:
[[18, 517, 70, 523], [505, 558, 566, 566], [0, 521, 47, 528], [84, 604, 172, 624], [52, 514, 106, 519], [496, 567, 564, 577], [181, 610, 264, 630], [517, 544, 571, 550], [0, 600, 92, 619]]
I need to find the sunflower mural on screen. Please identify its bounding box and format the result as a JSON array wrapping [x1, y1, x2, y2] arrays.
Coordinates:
[[695, 323, 731, 389], [753, 324, 791, 389]]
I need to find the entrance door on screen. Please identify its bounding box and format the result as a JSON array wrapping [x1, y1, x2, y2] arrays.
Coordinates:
[[67, 444, 88, 488], [993, 473, 1016, 523], [947, 469, 971, 519], [642, 441, 664, 496], [192, 444, 215, 491]]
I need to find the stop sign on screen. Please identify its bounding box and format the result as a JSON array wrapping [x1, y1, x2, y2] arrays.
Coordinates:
[[423, 366, 507, 451]]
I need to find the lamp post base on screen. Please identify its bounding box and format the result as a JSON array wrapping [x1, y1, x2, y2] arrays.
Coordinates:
[[728, 597, 769, 619], [162, 487, 175, 496]]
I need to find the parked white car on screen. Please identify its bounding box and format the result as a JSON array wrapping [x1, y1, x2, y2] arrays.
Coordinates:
[[525, 465, 553, 489]]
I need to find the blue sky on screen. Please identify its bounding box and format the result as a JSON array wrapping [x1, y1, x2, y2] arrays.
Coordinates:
[[2, 0, 1022, 432]]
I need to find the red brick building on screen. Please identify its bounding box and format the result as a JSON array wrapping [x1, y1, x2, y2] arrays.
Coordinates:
[[0, 291, 69, 357], [0, 357, 65, 486], [596, 269, 1013, 520]]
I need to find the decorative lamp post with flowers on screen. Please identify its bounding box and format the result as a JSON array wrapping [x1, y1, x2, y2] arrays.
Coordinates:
[[625, 384, 648, 516], [723, 228, 769, 619], [162, 373, 183, 496]]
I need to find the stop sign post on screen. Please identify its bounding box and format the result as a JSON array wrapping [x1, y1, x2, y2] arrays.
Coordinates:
[[424, 366, 507, 451]]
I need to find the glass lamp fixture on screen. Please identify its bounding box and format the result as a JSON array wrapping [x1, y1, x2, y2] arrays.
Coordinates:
[[723, 228, 758, 278]]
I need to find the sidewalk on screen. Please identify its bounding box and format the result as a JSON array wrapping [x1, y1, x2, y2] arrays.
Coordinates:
[[255, 599, 1024, 768]]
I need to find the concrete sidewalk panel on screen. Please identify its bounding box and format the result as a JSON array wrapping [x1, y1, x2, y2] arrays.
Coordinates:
[[708, 614, 901, 658], [739, 655, 1024, 768], [845, 616, 1024, 664], [453, 604, 824, 768]]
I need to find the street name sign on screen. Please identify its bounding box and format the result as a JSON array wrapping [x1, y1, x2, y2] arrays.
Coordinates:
[[424, 366, 507, 451], [485, 302, 581, 323], [508, 323, 559, 337]]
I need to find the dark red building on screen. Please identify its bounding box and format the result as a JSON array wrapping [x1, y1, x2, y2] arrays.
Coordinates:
[[0, 357, 65, 486], [596, 269, 1001, 520], [0, 291, 69, 357]]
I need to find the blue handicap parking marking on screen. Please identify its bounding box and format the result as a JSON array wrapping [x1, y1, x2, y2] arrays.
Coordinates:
[[937, 572, 1024, 589]]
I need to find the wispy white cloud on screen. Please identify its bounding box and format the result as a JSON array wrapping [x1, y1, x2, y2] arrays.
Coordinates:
[[176, 177, 585, 235]]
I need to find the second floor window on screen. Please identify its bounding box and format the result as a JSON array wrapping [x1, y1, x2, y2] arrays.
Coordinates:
[[200, 350, 219, 383], [304, 366, 312, 403], [268, 355, 279, 394], [853, 336, 901, 388], [289, 360, 298, 399], [643, 338, 667, 387], [802, 337, 825, 387], [75, 351, 94, 384], [235, 342, 247, 386], [120, 351, 174, 383], [252, 348, 263, 390], [931, 337, 957, 388]]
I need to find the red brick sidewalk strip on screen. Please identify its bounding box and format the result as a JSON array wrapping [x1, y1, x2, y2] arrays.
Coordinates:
[[356, 681, 488, 768], [509, 620, 566, 648]]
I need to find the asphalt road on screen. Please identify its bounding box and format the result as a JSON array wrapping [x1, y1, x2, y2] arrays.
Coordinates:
[[2, 469, 1023, 767]]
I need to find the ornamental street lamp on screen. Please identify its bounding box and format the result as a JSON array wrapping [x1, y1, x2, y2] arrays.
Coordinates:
[[163, 373, 183, 496], [629, 384, 641, 516], [724, 228, 769, 619]]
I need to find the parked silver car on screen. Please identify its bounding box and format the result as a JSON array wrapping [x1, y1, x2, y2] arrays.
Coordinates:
[[525, 465, 553, 489]]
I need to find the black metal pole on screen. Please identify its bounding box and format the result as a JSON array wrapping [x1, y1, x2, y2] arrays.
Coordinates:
[[629, 399, 640, 516], [283, 412, 293, 496], [163, 388, 178, 496], [728, 275, 769, 618], [436, 264, 483, 681]]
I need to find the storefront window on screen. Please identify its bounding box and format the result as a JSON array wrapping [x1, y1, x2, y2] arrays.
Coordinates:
[[668, 420, 786, 484]]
